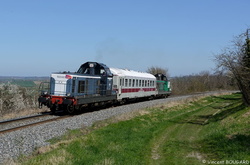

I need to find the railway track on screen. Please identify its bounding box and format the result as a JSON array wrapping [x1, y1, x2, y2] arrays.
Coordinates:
[[0, 113, 73, 135]]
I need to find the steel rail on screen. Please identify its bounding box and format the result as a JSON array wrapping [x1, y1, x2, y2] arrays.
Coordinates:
[[0, 115, 72, 135], [0, 112, 51, 125]]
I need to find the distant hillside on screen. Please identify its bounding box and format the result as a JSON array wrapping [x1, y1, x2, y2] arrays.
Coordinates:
[[0, 76, 49, 81], [0, 76, 50, 88]]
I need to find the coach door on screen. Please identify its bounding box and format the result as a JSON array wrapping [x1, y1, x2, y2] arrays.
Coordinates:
[[119, 78, 123, 95]]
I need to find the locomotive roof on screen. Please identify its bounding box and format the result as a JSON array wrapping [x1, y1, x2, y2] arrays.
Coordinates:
[[110, 68, 155, 79]]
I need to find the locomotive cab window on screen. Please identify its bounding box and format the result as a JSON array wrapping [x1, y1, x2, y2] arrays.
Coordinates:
[[78, 81, 85, 93], [72, 79, 76, 93], [99, 69, 105, 75], [96, 80, 100, 94]]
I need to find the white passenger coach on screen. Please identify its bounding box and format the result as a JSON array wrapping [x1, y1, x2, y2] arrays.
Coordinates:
[[110, 68, 156, 100]]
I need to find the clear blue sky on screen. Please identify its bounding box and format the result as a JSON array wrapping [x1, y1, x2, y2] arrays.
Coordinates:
[[0, 0, 249, 77]]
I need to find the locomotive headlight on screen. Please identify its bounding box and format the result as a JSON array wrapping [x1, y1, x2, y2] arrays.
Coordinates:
[[66, 93, 71, 96], [43, 91, 48, 95]]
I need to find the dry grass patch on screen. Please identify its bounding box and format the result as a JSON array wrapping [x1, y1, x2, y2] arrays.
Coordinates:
[[46, 149, 72, 165], [33, 149, 73, 165], [91, 109, 152, 131], [242, 110, 250, 118], [0, 108, 49, 120], [186, 152, 204, 161], [35, 139, 75, 155], [155, 96, 205, 111], [96, 158, 115, 165], [111, 109, 151, 122]]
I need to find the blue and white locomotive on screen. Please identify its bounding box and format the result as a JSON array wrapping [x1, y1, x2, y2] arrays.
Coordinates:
[[38, 62, 171, 113]]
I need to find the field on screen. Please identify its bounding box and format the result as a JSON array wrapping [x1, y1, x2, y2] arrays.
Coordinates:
[[18, 93, 250, 165]]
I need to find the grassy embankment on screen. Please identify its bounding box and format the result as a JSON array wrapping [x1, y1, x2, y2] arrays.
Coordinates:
[[20, 93, 250, 165]]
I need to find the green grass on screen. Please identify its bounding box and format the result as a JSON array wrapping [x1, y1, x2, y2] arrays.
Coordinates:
[[20, 93, 250, 165]]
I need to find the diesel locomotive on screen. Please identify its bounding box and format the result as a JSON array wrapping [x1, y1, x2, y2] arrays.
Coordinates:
[[38, 62, 171, 114]]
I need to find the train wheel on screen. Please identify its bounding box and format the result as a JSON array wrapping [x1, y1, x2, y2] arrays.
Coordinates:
[[67, 104, 75, 114], [50, 105, 56, 114]]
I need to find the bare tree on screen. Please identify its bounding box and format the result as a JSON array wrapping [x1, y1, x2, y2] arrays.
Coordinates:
[[146, 66, 169, 77], [214, 30, 250, 106]]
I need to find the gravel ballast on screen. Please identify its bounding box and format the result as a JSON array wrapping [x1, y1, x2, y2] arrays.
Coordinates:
[[0, 91, 236, 164]]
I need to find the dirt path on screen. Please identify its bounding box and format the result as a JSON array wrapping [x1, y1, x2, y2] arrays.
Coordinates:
[[149, 100, 221, 165]]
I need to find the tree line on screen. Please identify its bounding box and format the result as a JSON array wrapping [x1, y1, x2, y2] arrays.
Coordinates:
[[170, 72, 237, 95], [146, 66, 237, 95]]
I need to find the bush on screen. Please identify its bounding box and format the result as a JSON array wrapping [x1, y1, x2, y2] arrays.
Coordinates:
[[0, 84, 38, 116]]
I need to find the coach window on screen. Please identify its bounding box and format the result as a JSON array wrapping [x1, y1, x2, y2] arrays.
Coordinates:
[[120, 78, 124, 86], [129, 79, 132, 87], [142, 80, 144, 87], [132, 79, 135, 87], [139, 80, 141, 87], [136, 80, 138, 87], [125, 79, 128, 87], [148, 80, 150, 87]]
